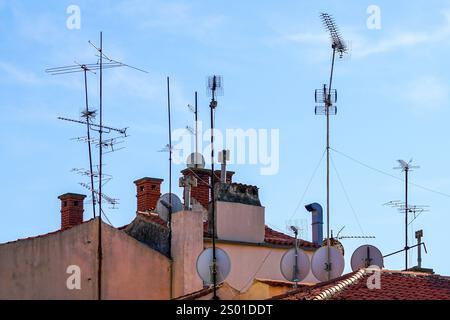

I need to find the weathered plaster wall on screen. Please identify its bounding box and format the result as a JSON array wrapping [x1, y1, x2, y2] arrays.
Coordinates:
[[0, 220, 98, 299], [171, 210, 204, 298], [0, 219, 171, 300], [101, 223, 171, 300]]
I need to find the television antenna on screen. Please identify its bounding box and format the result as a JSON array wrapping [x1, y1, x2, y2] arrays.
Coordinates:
[[315, 13, 348, 281], [207, 74, 223, 300], [383, 159, 424, 270], [48, 32, 148, 300], [335, 226, 376, 240], [46, 63, 98, 218]]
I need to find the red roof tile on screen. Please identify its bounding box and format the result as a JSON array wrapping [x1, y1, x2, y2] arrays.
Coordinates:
[[272, 269, 450, 300], [263, 226, 318, 248]]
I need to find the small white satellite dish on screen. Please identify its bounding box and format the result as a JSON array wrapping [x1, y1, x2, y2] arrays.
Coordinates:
[[350, 245, 384, 271], [280, 248, 310, 283], [156, 193, 182, 221], [187, 152, 205, 169], [311, 246, 345, 282], [196, 247, 231, 285]]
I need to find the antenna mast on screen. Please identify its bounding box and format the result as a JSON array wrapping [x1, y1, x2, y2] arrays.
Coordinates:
[[384, 159, 427, 270], [208, 75, 223, 300], [316, 12, 348, 280]]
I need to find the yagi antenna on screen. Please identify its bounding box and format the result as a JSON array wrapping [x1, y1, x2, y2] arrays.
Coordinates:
[[46, 61, 100, 218], [320, 12, 348, 58]]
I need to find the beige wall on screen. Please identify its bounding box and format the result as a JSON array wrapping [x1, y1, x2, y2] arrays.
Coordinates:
[[216, 201, 265, 243], [101, 222, 171, 300], [205, 242, 317, 294], [238, 281, 293, 300], [171, 210, 204, 298], [0, 220, 98, 299], [0, 219, 171, 300]]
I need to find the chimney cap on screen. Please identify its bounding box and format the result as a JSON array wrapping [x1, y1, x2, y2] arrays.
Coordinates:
[[58, 193, 87, 200], [133, 177, 164, 185]]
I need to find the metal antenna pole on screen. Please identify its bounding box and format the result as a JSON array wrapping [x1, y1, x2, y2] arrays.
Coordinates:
[[325, 47, 337, 280], [195, 91, 198, 158], [83, 68, 96, 218], [210, 83, 218, 300], [167, 76, 174, 299], [317, 13, 347, 281], [405, 167, 408, 270], [97, 31, 103, 301], [167, 77, 173, 248]]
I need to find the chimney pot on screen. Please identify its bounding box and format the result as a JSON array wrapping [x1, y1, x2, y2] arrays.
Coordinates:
[[58, 193, 86, 230], [134, 177, 164, 213]]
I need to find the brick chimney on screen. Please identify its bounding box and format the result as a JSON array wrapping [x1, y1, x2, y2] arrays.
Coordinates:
[[213, 170, 234, 184], [58, 193, 86, 230], [134, 177, 163, 213], [180, 168, 234, 210]]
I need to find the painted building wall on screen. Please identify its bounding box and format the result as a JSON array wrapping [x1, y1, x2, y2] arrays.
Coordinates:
[[205, 241, 317, 294], [101, 222, 171, 300], [0, 220, 98, 299], [0, 219, 171, 300]]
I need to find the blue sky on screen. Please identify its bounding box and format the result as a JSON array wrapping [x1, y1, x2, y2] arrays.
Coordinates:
[[1, 0, 449, 275]]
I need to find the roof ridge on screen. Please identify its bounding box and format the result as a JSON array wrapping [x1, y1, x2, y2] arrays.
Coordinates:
[[312, 269, 367, 300]]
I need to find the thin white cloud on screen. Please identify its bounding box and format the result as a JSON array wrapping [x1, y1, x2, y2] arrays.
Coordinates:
[[0, 61, 42, 85], [277, 9, 450, 60], [403, 76, 449, 112], [115, 0, 225, 39]]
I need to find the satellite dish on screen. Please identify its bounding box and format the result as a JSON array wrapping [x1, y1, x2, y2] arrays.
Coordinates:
[[187, 152, 205, 169], [280, 248, 310, 282], [156, 193, 182, 221], [351, 245, 384, 271], [311, 246, 345, 282], [196, 247, 231, 285]]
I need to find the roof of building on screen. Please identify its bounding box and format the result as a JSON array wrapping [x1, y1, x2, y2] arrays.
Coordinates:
[[133, 211, 317, 248], [174, 285, 221, 300], [254, 278, 309, 287], [0, 218, 96, 246], [271, 269, 450, 300]]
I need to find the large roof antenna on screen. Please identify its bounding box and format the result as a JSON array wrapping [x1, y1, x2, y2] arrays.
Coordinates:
[[383, 159, 429, 270], [315, 13, 348, 281], [207, 74, 223, 300], [46, 63, 98, 218], [48, 32, 148, 300]]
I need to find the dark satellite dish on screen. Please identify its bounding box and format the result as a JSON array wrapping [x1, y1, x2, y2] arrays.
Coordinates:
[[196, 247, 231, 285], [280, 248, 310, 283], [351, 245, 384, 271], [156, 193, 182, 221]]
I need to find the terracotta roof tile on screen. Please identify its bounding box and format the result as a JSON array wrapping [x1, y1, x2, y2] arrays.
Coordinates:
[[272, 269, 450, 300]]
